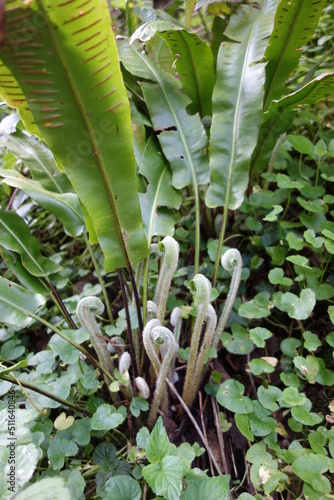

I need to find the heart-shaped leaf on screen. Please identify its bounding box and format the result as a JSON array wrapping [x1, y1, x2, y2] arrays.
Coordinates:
[[54, 412, 74, 431], [91, 405, 126, 431], [216, 379, 254, 414]]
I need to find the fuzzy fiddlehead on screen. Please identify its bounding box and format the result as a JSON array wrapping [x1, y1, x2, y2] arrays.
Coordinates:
[[195, 304, 217, 386], [147, 325, 176, 429], [146, 300, 158, 320], [135, 377, 150, 399], [76, 297, 115, 389], [153, 236, 179, 323], [169, 307, 182, 381], [118, 351, 133, 396], [119, 351, 131, 377], [143, 319, 161, 377], [211, 248, 242, 350], [181, 274, 211, 410]]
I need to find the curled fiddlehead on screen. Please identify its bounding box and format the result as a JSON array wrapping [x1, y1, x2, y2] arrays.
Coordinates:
[[153, 236, 179, 323], [146, 325, 176, 429], [76, 297, 115, 397], [135, 377, 150, 399], [212, 248, 242, 350], [181, 274, 211, 409]]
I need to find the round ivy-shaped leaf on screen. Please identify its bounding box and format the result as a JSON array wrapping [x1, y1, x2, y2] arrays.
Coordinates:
[[249, 359, 275, 376], [91, 404, 126, 431], [235, 414, 254, 442], [15, 478, 71, 500], [263, 205, 283, 222], [181, 475, 230, 500], [279, 289, 316, 320], [60, 470, 86, 500], [238, 292, 271, 319], [1, 339, 25, 361], [280, 387, 307, 408], [291, 406, 323, 426], [257, 386, 282, 412], [268, 267, 293, 286], [177, 442, 196, 474], [221, 324, 254, 355], [216, 379, 254, 414], [315, 367, 334, 386], [329, 306, 334, 325], [292, 453, 331, 493], [326, 331, 334, 350], [303, 331, 322, 352], [246, 442, 272, 465], [293, 355, 321, 383], [49, 330, 90, 364], [93, 442, 117, 465], [47, 438, 79, 470], [280, 372, 300, 388], [99, 475, 141, 500], [264, 471, 289, 495], [248, 414, 277, 437], [280, 338, 301, 358], [54, 412, 74, 431], [130, 397, 149, 418], [146, 417, 170, 463], [249, 327, 272, 348], [303, 229, 324, 249], [142, 455, 184, 500], [277, 172, 305, 189], [309, 431, 327, 456], [297, 197, 326, 214], [288, 417, 303, 433], [136, 426, 150, 450]]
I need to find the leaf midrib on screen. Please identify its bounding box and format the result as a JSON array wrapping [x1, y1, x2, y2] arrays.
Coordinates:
[[137, 49, 198, 193], [0, 216, 46, 276], [263, 0, 305, 111], [3, 133, 63, 193], [148, 166, 168, 245], [39, 4, 130, 265], [222, 18, 258, 209], [2, 172, 84, 223]]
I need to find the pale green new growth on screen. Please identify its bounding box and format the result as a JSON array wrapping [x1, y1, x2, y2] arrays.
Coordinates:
[[147, 325, 176, 429], [135, 377, 150, 399], [181, 250, 242, 411], [76, 297, 116, 398], [181, 274, 211, 410], [212, 248, 242, 349], [143, 241, 242, 421], [153, 236, 179, 322]]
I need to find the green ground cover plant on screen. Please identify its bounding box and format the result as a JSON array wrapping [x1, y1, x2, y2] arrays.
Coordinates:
[[0, 0, 333, 498]]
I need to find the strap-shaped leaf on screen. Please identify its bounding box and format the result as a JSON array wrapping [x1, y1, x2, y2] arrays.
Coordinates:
[[0, 247, 48, 295], [263, 0, 328, 111], [251, 73, 334, 175], [139, 137, 181, 242], [131, 23, 215, 118], [0, 211, 62, 277], [206, 0, 277, 210], [0, 0, 148, 271], [158, 30, 214, 118], [0, 169, 85, 237], [118, 37, 209, 190], [0, 277, 46, 328], [0, 115, 71, 193]]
